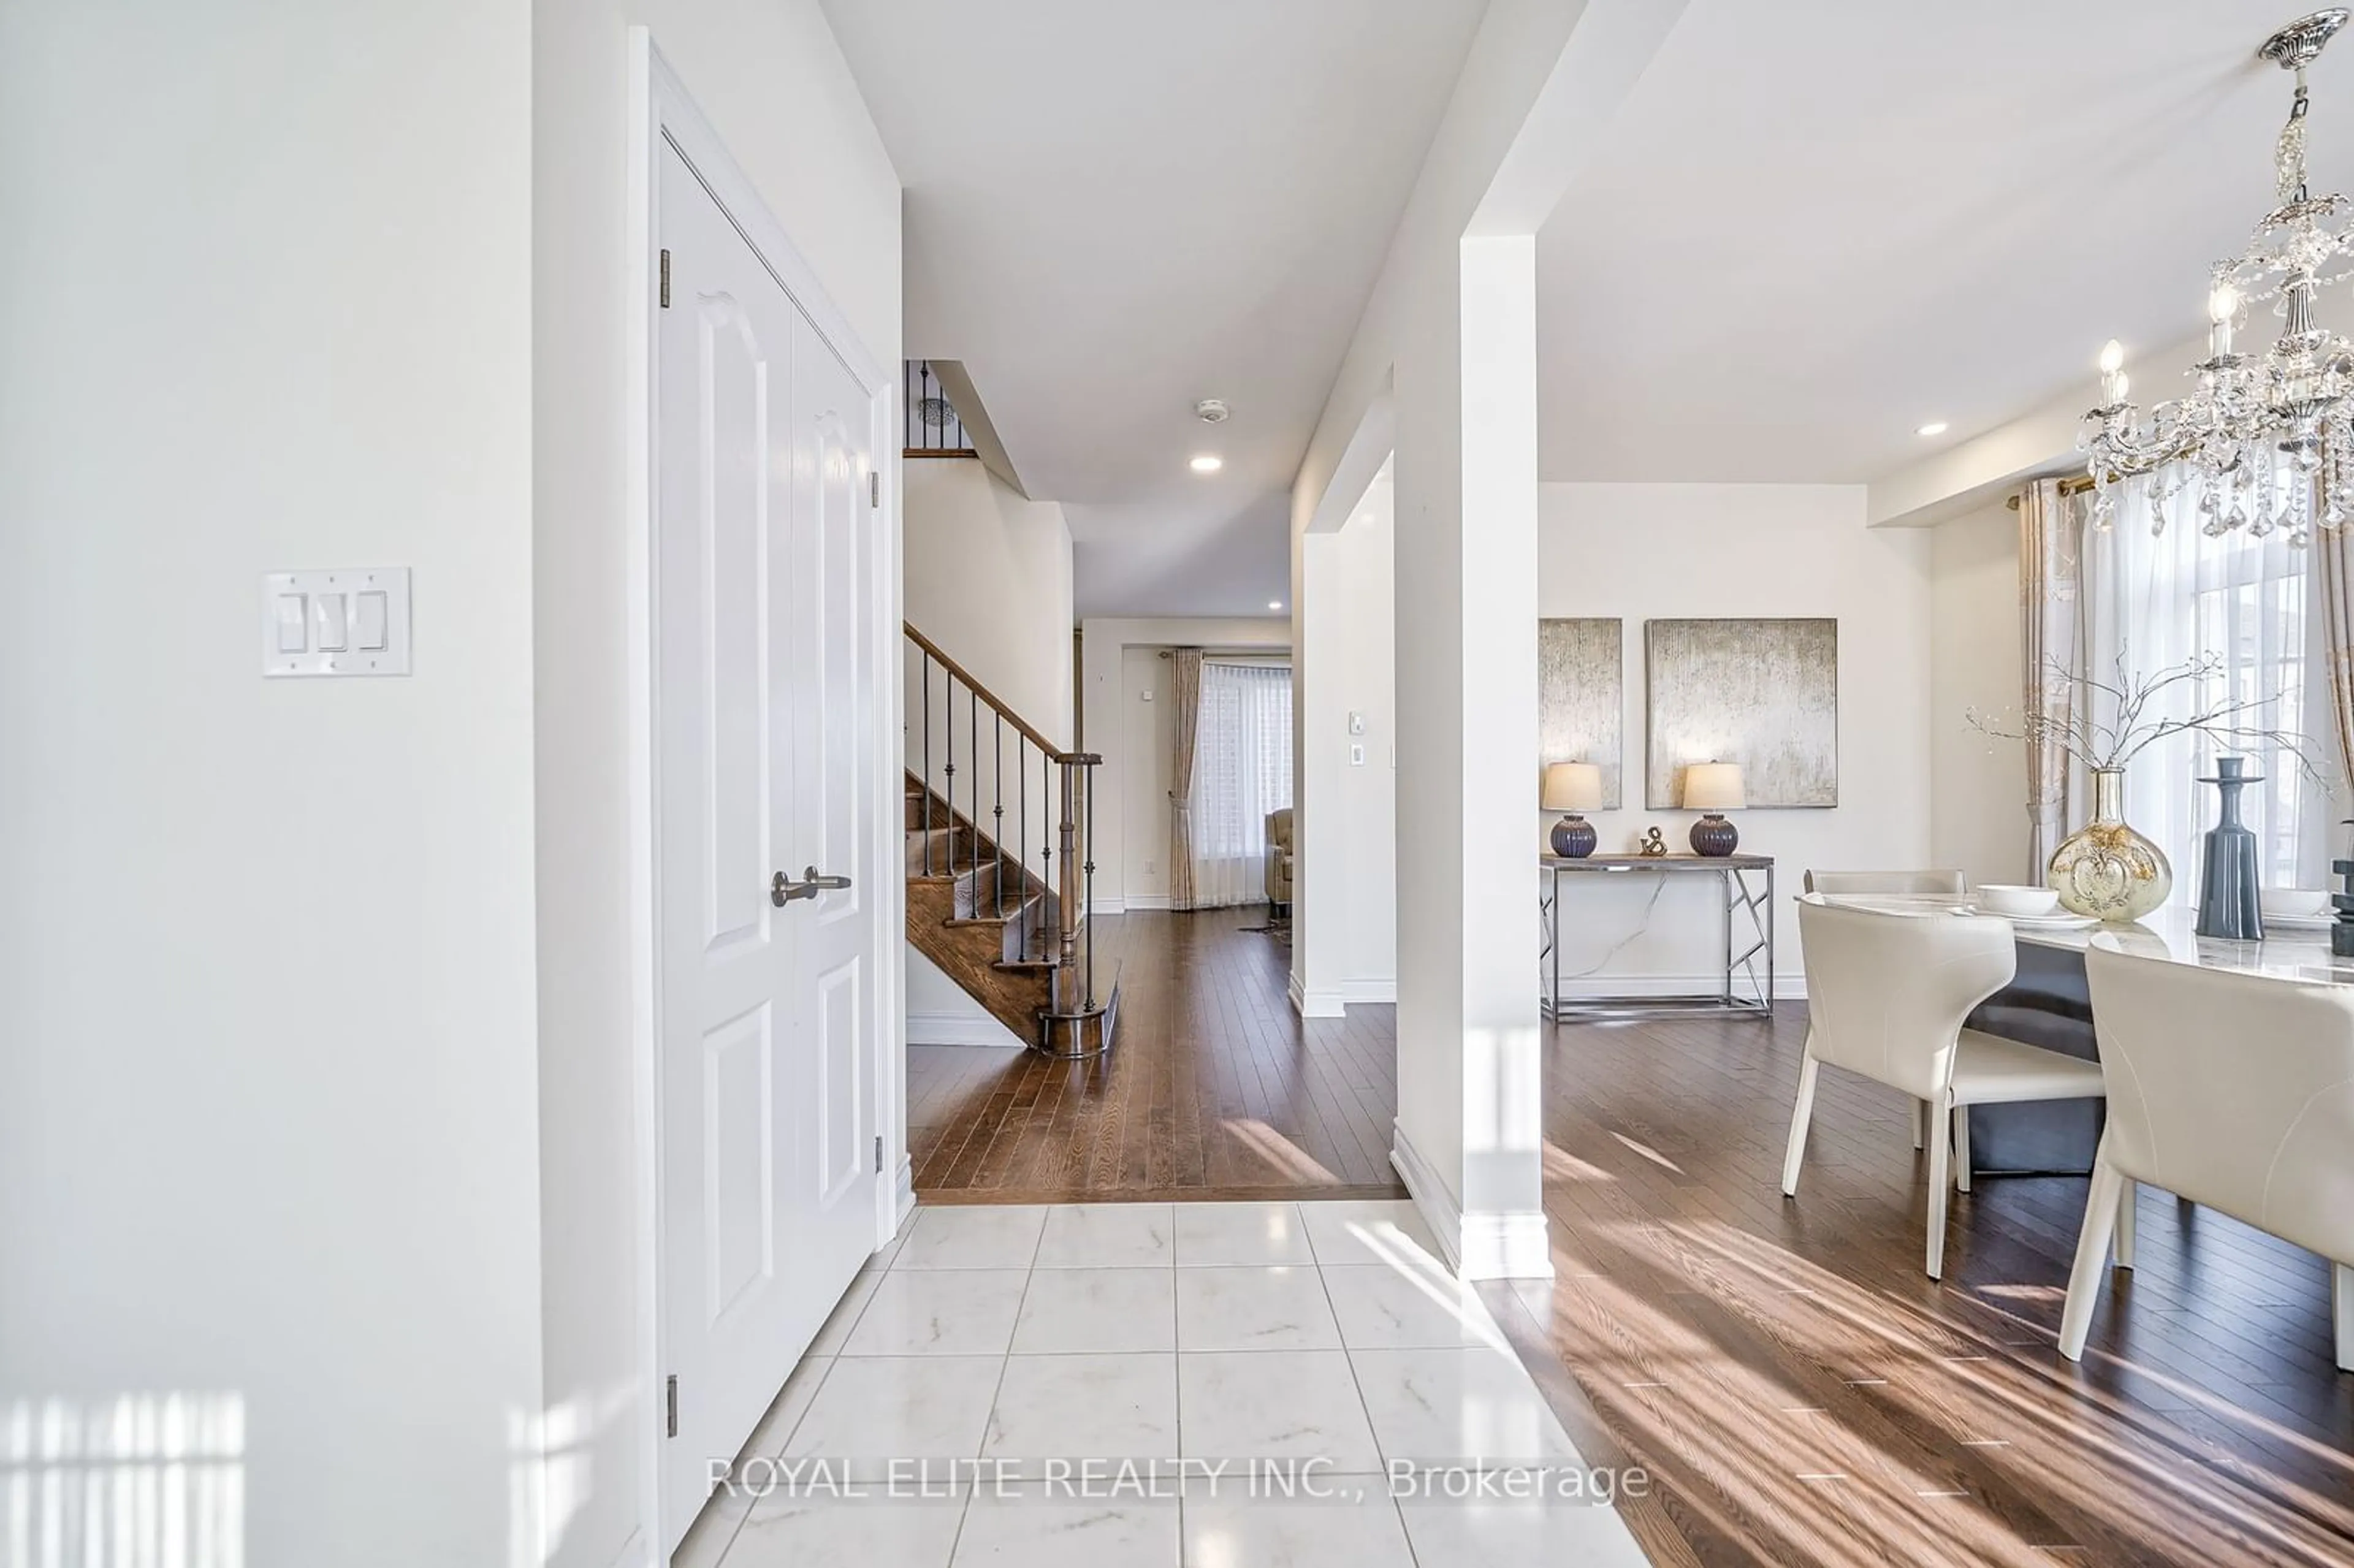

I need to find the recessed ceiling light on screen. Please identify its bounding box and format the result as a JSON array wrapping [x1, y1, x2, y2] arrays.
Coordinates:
[[1916, 421, 1950, 436], [1189, 454, 1222, 473], [1268, 600, 1285, 611]]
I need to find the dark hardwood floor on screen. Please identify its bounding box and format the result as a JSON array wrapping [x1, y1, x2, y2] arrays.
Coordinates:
[[1502, 1001, 2354, 1567], [909, 908, 1403, 1198], [908, 907, 2354, 1564]]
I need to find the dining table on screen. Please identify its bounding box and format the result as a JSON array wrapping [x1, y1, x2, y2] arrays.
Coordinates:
[[1817, 896, 2353, 1177]]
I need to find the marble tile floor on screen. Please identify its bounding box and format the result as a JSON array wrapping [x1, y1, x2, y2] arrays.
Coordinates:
[[676, 1200, 1651, 1567]]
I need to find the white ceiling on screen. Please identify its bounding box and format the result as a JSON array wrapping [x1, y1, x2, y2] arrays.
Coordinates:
[[1539, 1, 2340, 482], [821, 0, 1487, 617]]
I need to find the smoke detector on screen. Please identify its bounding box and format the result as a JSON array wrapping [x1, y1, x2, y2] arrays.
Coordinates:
[[1194, 398, 1231, 424]]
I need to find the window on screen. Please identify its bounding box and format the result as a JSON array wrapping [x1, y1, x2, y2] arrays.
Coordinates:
[[2091, 469, 2323, 897], [1187, 661, 1293, 908]]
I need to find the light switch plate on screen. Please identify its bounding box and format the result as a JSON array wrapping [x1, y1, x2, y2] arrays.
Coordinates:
[[263, 568, 411, 677]]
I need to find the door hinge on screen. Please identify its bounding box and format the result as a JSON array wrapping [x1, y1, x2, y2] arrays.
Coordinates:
[[874, 1133, 885, 1173], [659, 249, 671, 309], [665, 1374, 678, 1438], [869, 471, 880, 508]]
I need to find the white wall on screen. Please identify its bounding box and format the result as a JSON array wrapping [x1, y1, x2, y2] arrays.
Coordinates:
[[1335, 505, 1400, 994], [1538, 484, 1935, 991], [906, 948, 1026, 1048], [1296, 480, 1398, 1012], [1119, 647, 1184, 908], [900, 459, 1073, 1051], [531, 3, 900, 1564], [905, 457, 1075, 748], [1079, 618, 1291, 912], [1930, 501, 2029, 887], [1, 4, 544, 1564]]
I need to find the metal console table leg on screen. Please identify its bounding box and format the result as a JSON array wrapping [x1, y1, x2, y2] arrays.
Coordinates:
[[1539, 853, 1775, 1021]]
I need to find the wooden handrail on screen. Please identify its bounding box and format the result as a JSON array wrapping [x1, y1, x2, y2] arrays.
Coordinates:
[[904, 620, 1070, 760]]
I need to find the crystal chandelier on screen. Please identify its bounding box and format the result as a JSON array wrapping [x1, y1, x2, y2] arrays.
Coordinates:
[[2081, 10, 2354, 543]]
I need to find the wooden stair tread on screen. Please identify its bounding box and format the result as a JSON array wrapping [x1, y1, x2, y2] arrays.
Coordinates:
[[946, 893, 1043, 931]]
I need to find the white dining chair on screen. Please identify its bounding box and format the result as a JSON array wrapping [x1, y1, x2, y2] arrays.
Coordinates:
[[2062, 945, 2354, 1369], [1785, 896, 2111, 1278], [1802, 870, 1975, 1152]]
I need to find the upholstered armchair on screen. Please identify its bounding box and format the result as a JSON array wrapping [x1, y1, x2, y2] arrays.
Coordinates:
[[1264, 807, 1293, 915]]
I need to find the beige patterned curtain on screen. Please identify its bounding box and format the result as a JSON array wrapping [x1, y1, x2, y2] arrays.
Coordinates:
[[2317, 530, 2354, 795], [2021, 479, 2087, 875], [1167, 648, 1204, 911]]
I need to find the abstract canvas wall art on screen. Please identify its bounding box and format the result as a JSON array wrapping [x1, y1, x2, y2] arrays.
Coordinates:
[[1537, 617, 1623, 809], [1645, 618, 1838, 809]]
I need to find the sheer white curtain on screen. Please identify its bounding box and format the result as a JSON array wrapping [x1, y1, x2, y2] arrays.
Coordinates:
[[2084, 468, 2328, 900], [1187, 661, 1294, 908]]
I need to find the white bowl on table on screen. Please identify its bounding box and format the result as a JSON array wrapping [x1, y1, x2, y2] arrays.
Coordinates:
[[2260, 888, 2331, 921], [1976, 884, 2062, 919]]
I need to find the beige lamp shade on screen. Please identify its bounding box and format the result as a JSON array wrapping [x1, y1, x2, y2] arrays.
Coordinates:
[[1542, 761, 1603, 812], [1682, 761, 1746, 811]]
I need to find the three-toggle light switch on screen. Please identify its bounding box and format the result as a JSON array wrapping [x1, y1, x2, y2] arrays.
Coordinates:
[[262, 569, 411, 677]]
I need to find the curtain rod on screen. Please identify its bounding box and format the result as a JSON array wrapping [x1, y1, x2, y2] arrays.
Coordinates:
[[2005, 474, 2101, 511], [1156, 647, 1288, 658]]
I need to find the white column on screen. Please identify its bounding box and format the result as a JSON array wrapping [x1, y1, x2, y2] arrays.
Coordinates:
[[1390, 234, 1549, 1280]]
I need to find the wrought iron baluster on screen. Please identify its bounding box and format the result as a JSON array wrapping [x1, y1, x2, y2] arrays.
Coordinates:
[[1040, 749, 1054, 954], [927, 654, 946, 880], [1019, 739, 1028, 950], [921, 647, 934, 875], [992, 714, 1005, 918], [970, 687, 979, 885]]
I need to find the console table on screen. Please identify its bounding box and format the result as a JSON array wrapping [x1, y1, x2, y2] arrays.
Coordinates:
[[1539, 854, 1776, 1021]]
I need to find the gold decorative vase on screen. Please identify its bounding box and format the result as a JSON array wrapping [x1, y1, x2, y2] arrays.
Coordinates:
[[2047, 767, 2172, 922]]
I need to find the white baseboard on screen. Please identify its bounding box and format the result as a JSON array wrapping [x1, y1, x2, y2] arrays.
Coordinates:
[[1289, 971, 1344, 1018], [1089, 896, 1127, 916], [1288, 975, 1389, 1013], [1391, 1122, 1555, 1282], [905, 1011, 1025, 1048], [893, 1154, 916, 1235], [1122, 894, 1171, 911], [1548, 972, 1805, 1001]]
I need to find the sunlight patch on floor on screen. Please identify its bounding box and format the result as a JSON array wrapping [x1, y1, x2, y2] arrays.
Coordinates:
[[1217, 1118, 1338, 1183], [1607, 1132, 1684, 1175]]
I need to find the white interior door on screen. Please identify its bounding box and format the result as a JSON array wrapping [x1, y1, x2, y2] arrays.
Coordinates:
[[783, 311, 882, 1308], [653, 136, 880, 1543]]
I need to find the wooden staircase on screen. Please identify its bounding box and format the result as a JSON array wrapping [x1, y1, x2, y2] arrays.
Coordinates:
[[905, 623, 1116, 1057]]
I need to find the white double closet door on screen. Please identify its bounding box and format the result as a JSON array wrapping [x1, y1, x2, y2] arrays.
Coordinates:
[[654, 136, 880, 1539]]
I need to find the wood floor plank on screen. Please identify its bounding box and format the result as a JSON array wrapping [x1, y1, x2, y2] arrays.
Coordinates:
[[910, 907, 1404, 1200]]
